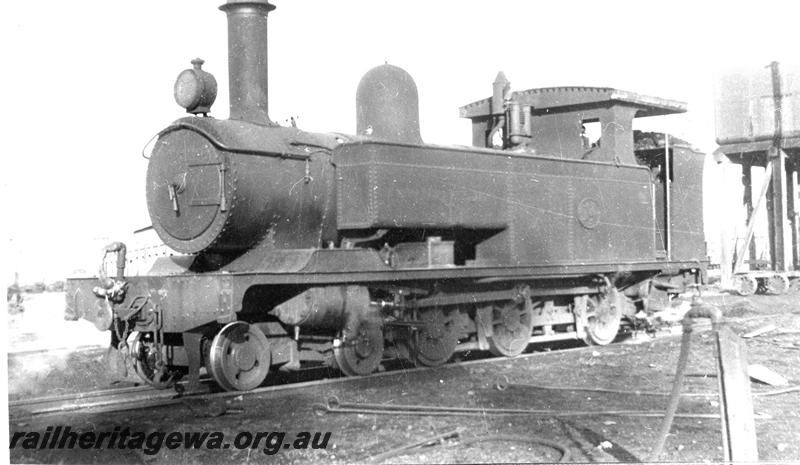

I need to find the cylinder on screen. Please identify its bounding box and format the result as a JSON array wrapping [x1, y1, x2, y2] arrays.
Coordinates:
[[219, 0, 275, 126], [271, 286, 370, 329]]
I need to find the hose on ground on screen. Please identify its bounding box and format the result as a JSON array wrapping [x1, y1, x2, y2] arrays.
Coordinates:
[[367, 430, 570, 464], [651, 318, 695, 459]]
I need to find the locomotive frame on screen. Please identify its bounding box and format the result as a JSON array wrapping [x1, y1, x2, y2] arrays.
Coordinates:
[[65, 0, 707, 392]]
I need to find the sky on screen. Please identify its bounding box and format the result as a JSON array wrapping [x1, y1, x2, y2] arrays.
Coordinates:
[[3, 0, 800, 284]]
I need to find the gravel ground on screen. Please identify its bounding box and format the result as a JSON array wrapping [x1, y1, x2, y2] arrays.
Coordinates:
[[7, 292, 136, 400], [8, 289, 800, 463]]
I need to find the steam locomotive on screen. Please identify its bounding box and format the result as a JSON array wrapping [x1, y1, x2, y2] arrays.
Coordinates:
[[65, 0, 706, 391]]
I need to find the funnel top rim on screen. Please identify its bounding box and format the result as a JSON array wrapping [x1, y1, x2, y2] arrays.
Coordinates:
[[219, 0, 276, 13]]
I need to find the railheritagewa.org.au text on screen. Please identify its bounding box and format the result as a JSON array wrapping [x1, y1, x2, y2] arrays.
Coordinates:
[[10, 426, 332, 455]]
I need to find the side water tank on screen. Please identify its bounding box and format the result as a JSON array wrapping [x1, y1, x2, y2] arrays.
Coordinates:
[[715, 63, 800, 145], [356, 64, 423, 144]]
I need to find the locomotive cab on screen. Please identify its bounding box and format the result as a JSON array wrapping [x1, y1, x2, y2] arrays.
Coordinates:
[[461, 83, 687, 160], [460, 83, 706, 264]]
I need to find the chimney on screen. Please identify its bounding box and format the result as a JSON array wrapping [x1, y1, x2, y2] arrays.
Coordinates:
[[219, 0, 275, 126]]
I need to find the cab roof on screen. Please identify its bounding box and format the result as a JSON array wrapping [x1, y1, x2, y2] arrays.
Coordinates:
[[459, 86, 687, 119]]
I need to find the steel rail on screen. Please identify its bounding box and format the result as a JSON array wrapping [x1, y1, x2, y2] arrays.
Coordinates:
[[317, 395, 720, 419], [10, 384, 156, 408], [494, 374, 717, 397]]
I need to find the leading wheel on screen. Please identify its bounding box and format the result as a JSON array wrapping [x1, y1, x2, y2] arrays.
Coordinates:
[[333, 318, 384, 376], [487, 298, 534, 357], [208, 322, 270, 391], [411, 307, 460, 367], [582, 295, 621, 346], [131, 332, 180, 389]]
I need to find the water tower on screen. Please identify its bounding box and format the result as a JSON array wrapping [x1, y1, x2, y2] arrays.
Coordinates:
[[715, 62, 800, 294]]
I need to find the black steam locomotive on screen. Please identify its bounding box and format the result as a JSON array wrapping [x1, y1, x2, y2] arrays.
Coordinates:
[[66, 0, 706, 391]]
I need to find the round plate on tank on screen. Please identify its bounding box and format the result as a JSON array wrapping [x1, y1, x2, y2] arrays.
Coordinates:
[[576, 197, 601, 229]]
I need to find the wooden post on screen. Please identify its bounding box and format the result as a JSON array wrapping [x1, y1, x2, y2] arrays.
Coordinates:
[[735, 161, 774, 273], [768, 148, 789, 271], [742, 163, 757, 264], [768, 62, 789, 272], [665, 134, 671, 260], [655, 301, 759, 462], [766, 163, 776, 269], [792, 168, 800, 270], [716, 324, 758, 462], [786, 163, 798, 270]]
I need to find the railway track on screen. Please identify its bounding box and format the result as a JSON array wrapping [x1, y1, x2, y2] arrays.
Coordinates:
[[9, 384, 189, 418], [9, 323, 686, 420]]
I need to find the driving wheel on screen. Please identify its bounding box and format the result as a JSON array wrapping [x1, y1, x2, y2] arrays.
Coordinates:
[[333, 317, 384, 376], [411, 307, 460, 367], [208, 322, 270, 391], [487, 297, 534, 357], [582, 294, 622, 346]]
